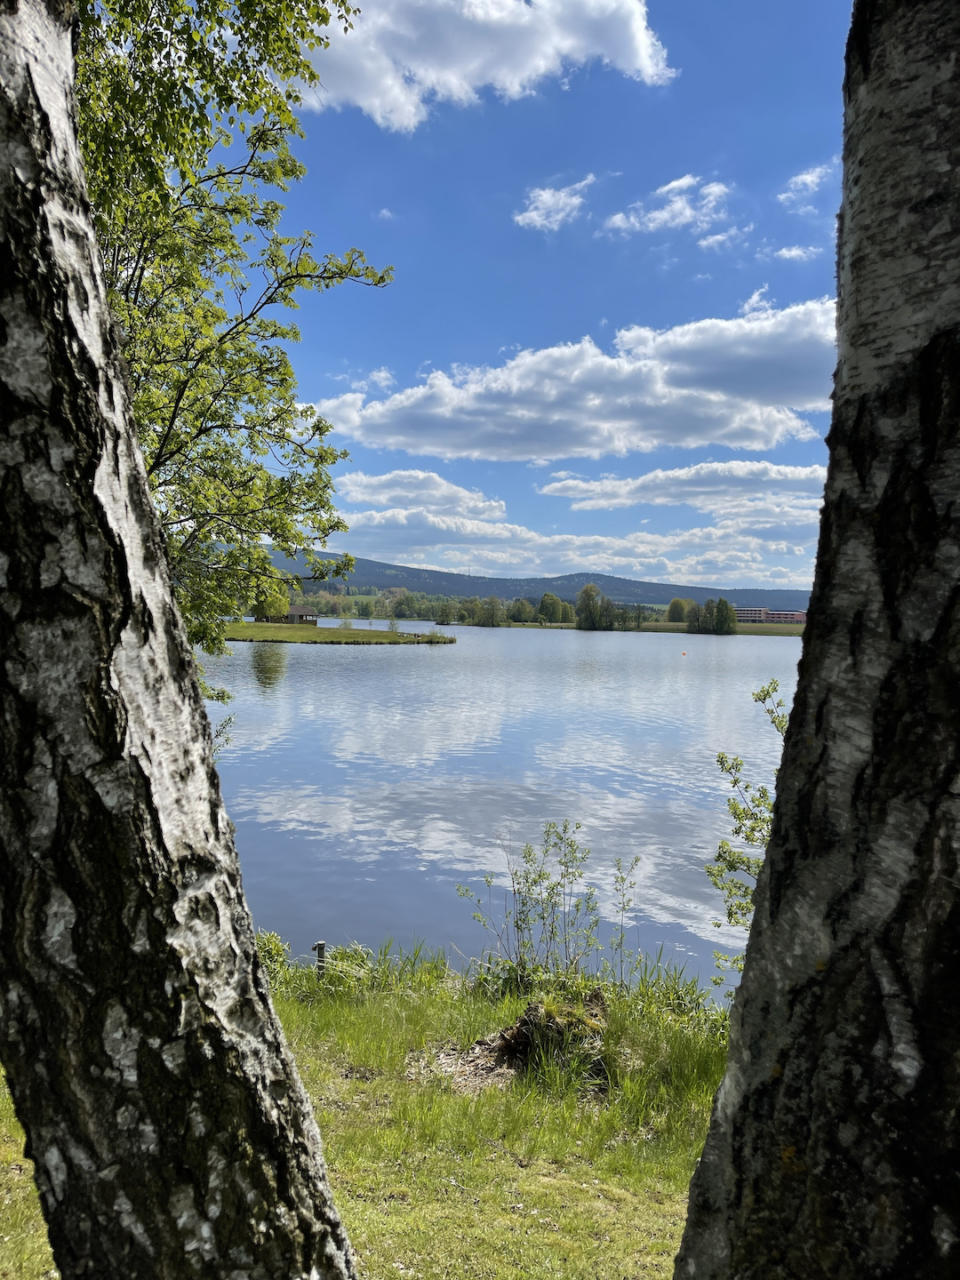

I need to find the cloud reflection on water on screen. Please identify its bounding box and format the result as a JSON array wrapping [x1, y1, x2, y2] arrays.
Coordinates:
[[229, 773, 747, 949], [207, 629, 799, 976]]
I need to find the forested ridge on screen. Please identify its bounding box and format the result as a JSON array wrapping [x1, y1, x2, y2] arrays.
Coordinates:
[[271, 551, 812, 610]]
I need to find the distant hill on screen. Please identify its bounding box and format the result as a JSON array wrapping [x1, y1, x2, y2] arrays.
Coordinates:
[[270, 551, 811, 613]]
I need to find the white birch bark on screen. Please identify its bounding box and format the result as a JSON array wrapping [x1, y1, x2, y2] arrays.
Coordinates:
[[675, 2, 960, 1275], [0, 2, 357, 1275]]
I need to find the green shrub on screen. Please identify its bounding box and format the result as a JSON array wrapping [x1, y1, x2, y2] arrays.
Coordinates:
[[706, 679, 787, 983], [459, 821, 645, 997]]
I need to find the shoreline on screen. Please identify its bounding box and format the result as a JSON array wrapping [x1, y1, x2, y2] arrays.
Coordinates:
[[224, 622, 455, 645]]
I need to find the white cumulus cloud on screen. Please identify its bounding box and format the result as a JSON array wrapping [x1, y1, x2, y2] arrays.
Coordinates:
[[332, 506, 818, 589], [698, 223, 753, 252], [604, 175, 730, 237], [773, 245, 823, 262], [740, 286, 773, 315], [302, 0, 674, 132], [313, 298, 836, 462], [538, 460, 826, 524], [514, 174, 596, 232], [345, 366, 396, 392], [777, 161, 838, 212], [338, 470, 506, 520]]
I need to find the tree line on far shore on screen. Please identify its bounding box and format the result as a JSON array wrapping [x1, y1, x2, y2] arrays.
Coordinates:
[[668, 595, 738, 635], [575, 584, 736, 634], [259, 583, 580, 626], [254, 580, 737, 634]]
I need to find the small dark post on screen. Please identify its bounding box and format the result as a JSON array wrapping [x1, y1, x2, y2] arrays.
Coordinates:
[[311, 940, 326, 976]]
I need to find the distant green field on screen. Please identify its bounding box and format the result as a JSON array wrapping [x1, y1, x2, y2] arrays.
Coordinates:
[[638, 621, 803, 637], [223, 622, 454, 645], [732, 622, 804, 636]]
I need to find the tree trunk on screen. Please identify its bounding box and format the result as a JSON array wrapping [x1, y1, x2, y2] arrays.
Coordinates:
[[675, 2, 960, 1275], [0, 3, 356, 1276]]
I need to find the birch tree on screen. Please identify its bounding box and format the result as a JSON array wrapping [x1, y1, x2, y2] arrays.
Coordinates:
[[0, 2, 355, 1275], [676, 1, 960, 1274]]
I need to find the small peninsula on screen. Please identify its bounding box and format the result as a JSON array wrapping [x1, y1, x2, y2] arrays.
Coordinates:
[[224, 621, 455, 645]]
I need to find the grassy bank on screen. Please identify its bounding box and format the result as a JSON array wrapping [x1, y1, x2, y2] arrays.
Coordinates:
[[0, 941, 724, 1278], [257, 618, 803, 639], [500, 621, 803, 637], [223, 621, 455, 644], [637, 621, 803, 636], [728, 621, 804, 636]]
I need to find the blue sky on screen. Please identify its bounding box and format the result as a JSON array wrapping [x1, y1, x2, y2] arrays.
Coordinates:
[[281, 0, 849, 590]]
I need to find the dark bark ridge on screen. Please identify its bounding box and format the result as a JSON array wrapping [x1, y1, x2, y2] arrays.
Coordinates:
[[676, 0, 960, 1275], [0, 3, 356, 1276]]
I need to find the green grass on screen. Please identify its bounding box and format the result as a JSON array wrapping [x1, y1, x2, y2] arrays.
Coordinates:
[[0, 942, 724, 1278], [0, 1085, 56, 1279], [729, 622, 804, 636], [223, 622, 455, 644], [226, 620, 801, 642], [636, 622, 694, 633], [637, 621, 803, 636]]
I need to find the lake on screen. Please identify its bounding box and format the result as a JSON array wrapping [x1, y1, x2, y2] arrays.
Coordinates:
[[204, 622, 802, 985]]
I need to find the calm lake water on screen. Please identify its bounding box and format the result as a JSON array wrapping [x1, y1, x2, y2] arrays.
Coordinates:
[[204, 623, 802, 984]]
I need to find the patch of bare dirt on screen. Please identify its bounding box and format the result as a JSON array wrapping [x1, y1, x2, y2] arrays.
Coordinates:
[[406, 994, 609, 1094], [405, 1033, 517, 1094]]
